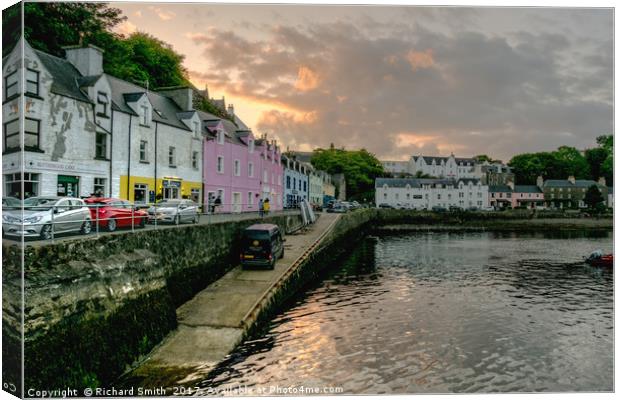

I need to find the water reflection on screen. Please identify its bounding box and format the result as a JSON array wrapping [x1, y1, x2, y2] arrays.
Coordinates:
[[201, 231, 613, 394]]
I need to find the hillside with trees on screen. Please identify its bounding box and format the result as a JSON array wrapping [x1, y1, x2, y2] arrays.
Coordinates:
[[2, 2, 229, 119], [311, 145, 385, 202]]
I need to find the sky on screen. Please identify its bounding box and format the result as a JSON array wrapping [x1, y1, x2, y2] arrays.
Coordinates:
[[113, 3, 613, 162]]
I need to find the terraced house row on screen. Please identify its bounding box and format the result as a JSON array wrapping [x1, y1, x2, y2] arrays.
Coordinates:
[[2, 40, 335, 211]]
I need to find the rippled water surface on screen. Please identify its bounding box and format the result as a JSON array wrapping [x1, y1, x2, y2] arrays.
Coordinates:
[[202, 231, 613, 394]]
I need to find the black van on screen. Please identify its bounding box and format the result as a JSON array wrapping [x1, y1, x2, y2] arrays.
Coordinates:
[[240, 224, 285, 269]]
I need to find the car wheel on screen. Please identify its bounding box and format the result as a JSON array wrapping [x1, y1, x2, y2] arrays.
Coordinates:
[[174, 215, 180, 225], [80, 220, 92, 235], [40, 224, 53, 240], [107, 218, 117, 232]]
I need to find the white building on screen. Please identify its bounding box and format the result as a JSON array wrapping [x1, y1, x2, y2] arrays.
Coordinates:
[[409, 155, 480, 179], [375, 177, 489, 210], [381, 160, 410, 175], [2, 40, 202, 202]]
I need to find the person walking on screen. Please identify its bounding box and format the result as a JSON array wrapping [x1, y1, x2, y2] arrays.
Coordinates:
[[258, 198, 264, 217], [263, 198, 270, 216]]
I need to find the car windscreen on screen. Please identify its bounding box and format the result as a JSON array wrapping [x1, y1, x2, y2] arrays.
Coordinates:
[[23, 198, 57, 210], [157, 201, 181, 207]]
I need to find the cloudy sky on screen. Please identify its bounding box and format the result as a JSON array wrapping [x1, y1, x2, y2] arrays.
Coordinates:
[[114, 3, 613, 161]]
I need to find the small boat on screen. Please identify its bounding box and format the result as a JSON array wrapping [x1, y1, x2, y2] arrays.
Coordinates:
[[585, 250, 613, 268]]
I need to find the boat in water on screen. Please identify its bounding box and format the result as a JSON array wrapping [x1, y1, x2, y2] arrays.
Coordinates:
[[585, 250, 613, 268]]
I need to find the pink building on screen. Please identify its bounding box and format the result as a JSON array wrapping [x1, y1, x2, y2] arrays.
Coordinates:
[[201, 110, 283, 213], [489, 182, 544, 209]]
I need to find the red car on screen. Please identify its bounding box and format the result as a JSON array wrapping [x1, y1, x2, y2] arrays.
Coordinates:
[[84, 197, 147, 232]]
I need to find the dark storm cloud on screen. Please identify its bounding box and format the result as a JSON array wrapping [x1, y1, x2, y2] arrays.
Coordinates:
[[189, 10, 612, 160]]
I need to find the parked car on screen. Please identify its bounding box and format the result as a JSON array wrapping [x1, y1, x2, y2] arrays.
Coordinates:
[[2, 196, 21, 208], [350, 201, 361, 209], [2, 196, 92, 240], [84, 197, 147, 232], [327, 203, 348, 213], [240, 224, 285, 269], [147, 199, 199, 224], [431, 206, 447, 212], [378, 203, 394, 209]]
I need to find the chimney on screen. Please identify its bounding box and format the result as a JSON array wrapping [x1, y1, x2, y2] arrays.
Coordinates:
[[227, 104, 234, 117], [158, 87, 194, 110], [536, 175, 544, 189], [598, 176, 606, 186], [63, 44, 104, 76], [568, 175, 575, 184]]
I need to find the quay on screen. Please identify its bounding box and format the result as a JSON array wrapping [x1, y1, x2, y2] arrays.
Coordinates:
[[125, 212, 341, 387]]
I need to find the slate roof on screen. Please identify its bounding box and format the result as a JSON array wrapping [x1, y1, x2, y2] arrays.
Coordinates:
[[544, 179, 605, 189], [375, 178, 481, 188], [77, 75, 102, 87], [413, 155, 475, 166], [34, 49, 92, 103], [106, 75, 190, 130], [514, 185, 542, 193]]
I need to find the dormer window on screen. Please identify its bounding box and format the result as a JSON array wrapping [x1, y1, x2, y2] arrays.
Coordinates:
[[141, 105, 150, 126], [26, 69, 39, 96], [4, 71, 17, 99], [96, 92, 108, 116], [193, 121, 200, 136], [249, 139, 254, 153], [217, 131, 224, 145]]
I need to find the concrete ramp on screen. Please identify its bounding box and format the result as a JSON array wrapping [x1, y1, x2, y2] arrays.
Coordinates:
[[128, 213, 340, 387]]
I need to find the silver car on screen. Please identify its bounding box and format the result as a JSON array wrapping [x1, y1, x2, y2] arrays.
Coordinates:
[[2, 196, 92, 240], [147, 199, 199, 224]]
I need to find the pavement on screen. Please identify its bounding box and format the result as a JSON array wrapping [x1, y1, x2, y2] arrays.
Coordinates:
[[127, 212, 340, 387]]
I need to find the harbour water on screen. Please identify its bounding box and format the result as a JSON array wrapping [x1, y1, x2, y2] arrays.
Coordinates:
[[200, 231, 613, 394]]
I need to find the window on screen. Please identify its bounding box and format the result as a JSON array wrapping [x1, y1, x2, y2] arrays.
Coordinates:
[[217, 156, 224, 173], [383, 192, 387, 199], [24, 118, 40, 149], [303, 181, 307, 192], [217, 189, 224, 204], [193, 121, 200, 136], [134, 184, 148, 203], [192, 151, 199, 169], [4, 71, 18, 99], [94, 178, 106, 196], [249, 139, 254, 152], [234, 159, 240, 176], [168, 147, 176, 166], [264, 170, 268, 182], [26, 69, 39, 96], [248, 162, 254, 177], [286, 176, 291, 189], [141, 105, 150, 125], [96, 92, 108, 116], [95, 132, 107, 159], [4, 172, 39, 199], [248, 192, 253, 207], [218, 131, 224, 144], [278, 175, 282, 186], [139, 140, 148, 162], [3, 119, 19, 151]]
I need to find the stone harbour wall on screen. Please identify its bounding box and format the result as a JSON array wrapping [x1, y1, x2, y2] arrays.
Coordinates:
[[2, 213, 302, 392]]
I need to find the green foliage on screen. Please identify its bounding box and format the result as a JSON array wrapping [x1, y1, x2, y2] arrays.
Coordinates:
[[4, 2, 126, 57], [509, 146, 590, 184], [584, 185, 604, 209], [310, 148, 385, 201], [474, 154, 499, 163], [415, 171, 436, 179]]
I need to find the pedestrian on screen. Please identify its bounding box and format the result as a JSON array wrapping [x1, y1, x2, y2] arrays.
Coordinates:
[[214, 195, 222, 213], [208, 194, 216, 214], [263, 198, 270, 216], [258, 198, 264, 217]]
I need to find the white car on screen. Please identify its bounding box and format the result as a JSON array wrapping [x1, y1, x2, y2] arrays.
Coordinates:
[[147, 199, 200, 224], [3, 196, 92, 240]]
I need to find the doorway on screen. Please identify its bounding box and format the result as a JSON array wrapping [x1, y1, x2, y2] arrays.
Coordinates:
[[57, 175, 80, 197]]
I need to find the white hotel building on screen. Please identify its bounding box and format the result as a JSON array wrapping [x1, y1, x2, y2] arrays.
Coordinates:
[[375, 178, 490, 210]]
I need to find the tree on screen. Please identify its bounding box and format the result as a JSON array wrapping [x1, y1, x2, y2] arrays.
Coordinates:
[[584, 185, 604, 210], [508, 146, 591, 184], [474, 154, 498, 163], [311, 148, 385, 201], [4, 2, 126, 57]]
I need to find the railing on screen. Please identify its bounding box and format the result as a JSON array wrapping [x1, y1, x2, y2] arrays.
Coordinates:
[[1, 202, 302, 243]]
